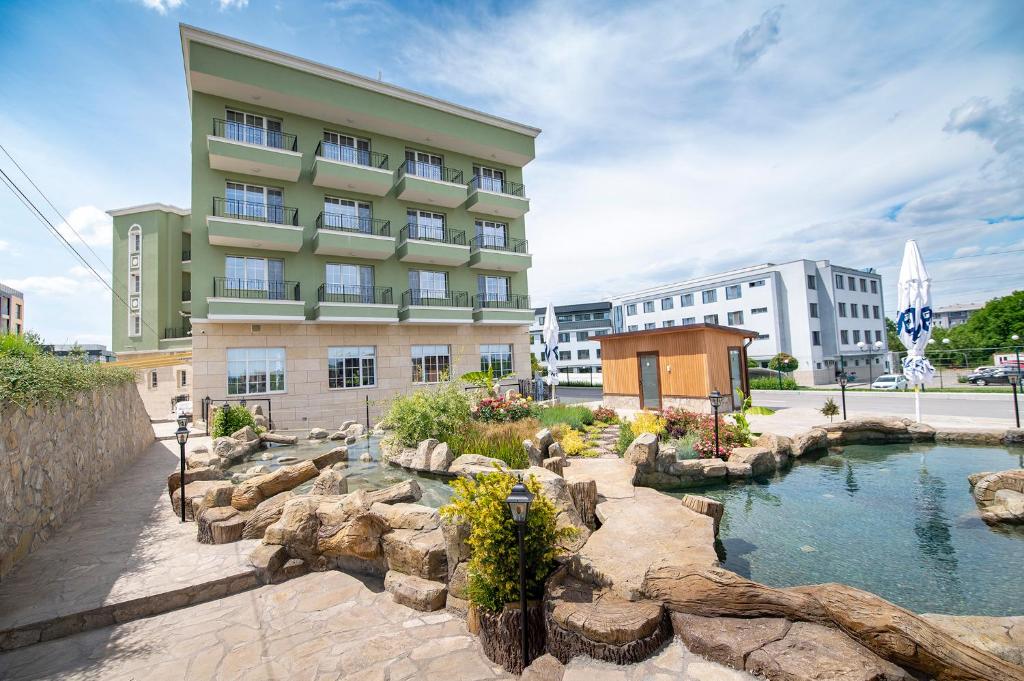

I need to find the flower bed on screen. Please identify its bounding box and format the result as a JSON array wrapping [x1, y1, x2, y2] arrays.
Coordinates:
[[472, 393, 532, 423]]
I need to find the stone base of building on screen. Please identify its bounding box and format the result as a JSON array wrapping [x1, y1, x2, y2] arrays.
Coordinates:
[[189, 321, 530, 430]]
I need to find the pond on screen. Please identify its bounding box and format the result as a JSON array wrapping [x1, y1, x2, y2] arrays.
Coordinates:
[[226, 434, 455, 508], [671, 443, 1024, 616]]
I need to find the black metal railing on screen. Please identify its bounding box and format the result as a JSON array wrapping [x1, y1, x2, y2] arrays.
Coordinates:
[[469, 175, 525, 197], [402, 289, 469, 308], [213, 277, 301, 301], [163, 323, 191, 339], [400, 223, 467, 245], [315, 141, 388, 169], [182, 290, 191, 302], [470, 234, 529, 253], [213, 118, 297, 151], [473, 293, 530, 310], [182, 249, 191, 261], [316, 212, 391, 236], [318, 284, 393, 305], [212, 197, 298, 226], [400, 159, 464, 184]]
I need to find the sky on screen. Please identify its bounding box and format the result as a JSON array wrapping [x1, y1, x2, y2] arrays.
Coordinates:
[[0, 0, 1021, 347]]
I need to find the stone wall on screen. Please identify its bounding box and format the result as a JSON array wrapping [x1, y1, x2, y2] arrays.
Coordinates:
[[0, 382, 154, 579]]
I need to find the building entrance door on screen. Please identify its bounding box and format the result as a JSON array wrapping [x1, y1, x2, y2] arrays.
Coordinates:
[[638, 353, 661, 410]]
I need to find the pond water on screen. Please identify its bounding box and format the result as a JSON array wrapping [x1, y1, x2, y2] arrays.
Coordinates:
[[670, 443, 1024, 616], [226, 434, 455, 508]]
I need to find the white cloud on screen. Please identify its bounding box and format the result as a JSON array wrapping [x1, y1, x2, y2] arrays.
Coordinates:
[[7, 266, 108, 299], [953, 246, 981, 257], [0, 240, 9, 252], [56, 205, 112, 249], [137, 0, 184, 13], [219, 0, 249, 9], [943, 89, 1024, 155], [733, 5, 784, 70]]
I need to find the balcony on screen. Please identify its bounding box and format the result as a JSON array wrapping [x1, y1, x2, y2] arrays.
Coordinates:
[[397, 224, 470, 267], [207, 119, 302, 182], [395, 160, 467, 208], [399, 289, 472, 324], [314, 284, 398, 324], [207, 198, 304, 253], [312, 142, 393, 196], [472, 293, 534, 324], [207, 277, 306, 322], [468, 235, 532, 272], [312, 213, 395, 260], [159, 322, 192, 350], [465, 176, 530, 218]]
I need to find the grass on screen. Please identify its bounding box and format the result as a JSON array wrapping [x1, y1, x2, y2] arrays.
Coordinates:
[[533, 404, 595, 431], [448, 418, 538, 469], [795, 386, 1014, 394]]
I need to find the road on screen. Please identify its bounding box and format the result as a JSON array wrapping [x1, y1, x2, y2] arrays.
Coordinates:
[[556, 386, 1020, 422]]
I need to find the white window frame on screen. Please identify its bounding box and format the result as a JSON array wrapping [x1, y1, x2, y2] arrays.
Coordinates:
[[702, 289, 717, 304], [726, 285, 742, 300], [405, 149, 443, 180], [225, 181, 284, 223], [323, 196, 372, 232], [411, 345, 451, 384], [322, 130, 371, 165], [473, 164, 506, 193], [480, 343, 513, 376], [227, 348, 286, 396], [407, 209, 446, 241], [474, 219, 508, 249], [225, 108, 284, 148], [328, 346, 377, 389]]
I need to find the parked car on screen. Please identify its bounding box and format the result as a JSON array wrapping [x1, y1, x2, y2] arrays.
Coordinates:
[[748, 367, 785, 380], [174, 400, 193, 418], [973, 366, 997, 374], [966, 369, 1014, 386], [871, 374, 908, 391]]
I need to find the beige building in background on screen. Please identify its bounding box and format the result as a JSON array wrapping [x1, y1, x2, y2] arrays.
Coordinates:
[[1, 283, 25, 335]]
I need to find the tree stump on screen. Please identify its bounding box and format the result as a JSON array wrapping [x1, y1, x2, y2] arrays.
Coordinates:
[[477, 601, 546, 675], [197, 506, 239, 544], [680, 494, 724, 536], [567, 479, 598, 530], [543, 457, 564, 477]]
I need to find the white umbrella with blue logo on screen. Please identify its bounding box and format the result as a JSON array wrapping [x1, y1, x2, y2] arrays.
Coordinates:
[[541, 302, 560, 399], [896, 240, 935, 422]]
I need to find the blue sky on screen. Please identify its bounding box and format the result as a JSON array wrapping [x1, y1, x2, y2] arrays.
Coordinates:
[[0, 0, 1022, 346]]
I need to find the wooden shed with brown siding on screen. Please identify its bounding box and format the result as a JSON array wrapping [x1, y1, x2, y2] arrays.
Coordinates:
[[597, 324, 756, 412]]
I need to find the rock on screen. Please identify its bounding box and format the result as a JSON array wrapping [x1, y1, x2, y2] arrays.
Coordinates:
[[624, 433, 658, 468], [197, 507, 246, 545], [171, 480, 233, 520], [371, 502, 440, 531], [251, 405, 263, 416], [921, 614, 1024, 666], [212, 435, 260, 463], [260, 452, 274, 461], [339, 420, 356, 431], [193, 481, 235, 521], [331, 461, 348, 471], [634, 470, 682, 488], [680, 495, 724, 536], [968, 471, 995, 488], [277, 558, 308, 583], [725, 462, 752, 479], [346, 436, 357, 445], [822, 417, 936, 446], [728, 446, 776, 477], [167, 465, 223, 497], [972, 470, 1024, 524], [232, 460, 319, 511], [310, 468, 348, 496], [277, 456, 298, 464], [308, 427, 329, 439], [382, 527, 447, 580], [345, 423, 366, 438], [190, 444, 209, 455], [790, 427, 828, 458], [356, 479, 422, 507], [523, 439, 544, 467], [536, 429, 554, 457], [318, 511, 389, 563], [312, 446, 347, 469], [246, 464, 270, 475], [359, 452, 372, 462], [384, 571, 447, 611], [524, 467, 591, 554], [411, 438, 439, 470], [260, 432, 298, 445], [449, 454, 508, 477], [253, 415, 268, 429], [249, 544, 288, 584], [242, 491, 294, 539], [447, 594, 469, 618], [328, 430, 348, 441], [521, 654, 565, 681], [186, 451, 226, 470], [441, 515, 472, 572], [427, 442, 454, 473], [543, 457, 564, 476], [755, 432, 792, 468], [672, 613, 792, 669], [548, 442, 566, 462], [1005, 428, 1024, 445], [447, 561, 469, 599], [231, 426, 259, 442], [263, 496, 324, 560]]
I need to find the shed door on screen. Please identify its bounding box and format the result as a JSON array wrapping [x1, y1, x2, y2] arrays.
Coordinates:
[[638, 353, 661, 410], [728, 347, 743, 409]]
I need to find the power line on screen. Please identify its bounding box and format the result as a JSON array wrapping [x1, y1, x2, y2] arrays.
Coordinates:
[[929, 248, 1024, 263]]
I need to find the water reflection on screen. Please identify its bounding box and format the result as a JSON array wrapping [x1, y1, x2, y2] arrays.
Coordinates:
[[913, 466, 965, 613]]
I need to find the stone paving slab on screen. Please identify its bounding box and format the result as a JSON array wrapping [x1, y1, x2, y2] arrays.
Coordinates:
[[563, 639, 754, 680], [0, 439, 260, 649]]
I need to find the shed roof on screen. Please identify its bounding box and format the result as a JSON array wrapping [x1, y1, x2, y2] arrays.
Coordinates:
[[597, 323, 757, 343]]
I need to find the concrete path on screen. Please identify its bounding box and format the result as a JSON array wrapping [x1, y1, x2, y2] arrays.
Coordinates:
[[0, 439, 259, 649]]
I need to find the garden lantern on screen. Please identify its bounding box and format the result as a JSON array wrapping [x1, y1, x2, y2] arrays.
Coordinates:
[[708, 390, 725, 458], [837, 372, 849, 420], [239, 398, 247, 409], [505, 478, 534, 669], [175, 420, 190, 523], [222, 400, 231, 415], [1010, 372, 1020, 430]]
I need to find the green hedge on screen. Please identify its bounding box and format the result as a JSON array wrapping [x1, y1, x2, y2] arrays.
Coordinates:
[[750, 376, 799, 390], [210, 404, 258, 438]]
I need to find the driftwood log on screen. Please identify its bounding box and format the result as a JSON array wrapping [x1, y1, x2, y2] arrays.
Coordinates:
[[566, 479, 597, 530], [643, 565, 1024, 681], [477, 602, 546, 675]]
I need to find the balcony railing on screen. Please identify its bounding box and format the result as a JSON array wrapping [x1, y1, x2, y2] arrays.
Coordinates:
[[470, 234, 529, 253], [182, 249, 191, 261], [400, 223, 466, 245], [213, 277, 301, 301], [213, 118, 297, 152], [163, 323, 191, 339], [182, 290, 191, 302], [315, 141, 388, 169], [400, 159, 464, 185], [402, 289, 469, 308], [473, 293, 530, 310], [212, 197, 298, 226], [315, 212, 391, 236], [469, 175, 525, 197], [318, 284, 393, 305]]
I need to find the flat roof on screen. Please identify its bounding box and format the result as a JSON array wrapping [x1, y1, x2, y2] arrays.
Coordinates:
[[0, 282, 24, 298], [532, 301, 612, 315], [107, 203, 191, 217], [597, 323, 758, 343]]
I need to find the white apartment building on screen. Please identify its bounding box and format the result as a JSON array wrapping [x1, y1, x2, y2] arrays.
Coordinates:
[[529, 302, 611, 382], [608, 260, 888, 385]]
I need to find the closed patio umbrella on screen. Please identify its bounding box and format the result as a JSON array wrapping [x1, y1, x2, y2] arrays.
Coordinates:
[[896, 240, 935, 422], [541, 302, 560, 399]]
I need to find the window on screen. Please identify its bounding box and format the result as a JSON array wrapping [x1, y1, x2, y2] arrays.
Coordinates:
[[702, 289, 717, 304], [853, 330, 861, 343], [596, 349, 602, 359], [129, 225, 141, 253], [626, 304, 637, 316], [473, 164, 506, 193], [477, 274, 510, 304], [727, 311, 744, 325], [577, 349, 590, 360], [557, 314, 572, 323], [872, 306, 880, 319], [227, 348, 286, 395], [756, 333, 770, 340], [405, 149, 443, 180], [408, 270, 448, 302], [749, 280, 765, 288], [574, 313, 591, 321], [862, 304, 869, 318], [150, 370, 158, 388], [663, 320, 675, 328], [130, 314, 141, 337], [530, 333, 541, 345], [323, 197, 372, 232], [179, 370, 188, 387], [751, 307, 768, 314], [838, 303, 846, 317], [627, 325, 638, 332], [558, 332, 570, 343], [812, 331, 821, 346], [681, 293, 694, 307], [130, 273, 141, 294], [480, 344, 513, 376], [643, 301, 655, 313], [806, 274, 816, 290], [848, 276, 856, 290], [841, 330, 849, 344], [328, 346, 376, 389], [225, 256, 285, 298], [704, 314, 719, 324], [682, 317, 696, 325], [321, 130, 371, 165], [411, 345, 451, 383], [593, 311, 609, 320], [594, 329, 609, 336], [558, 351, 571, 360], [225, 181, 284, 223], [325, 263, 374, 301], [809, 303, 818, 318], [644, 323, 656, 330], [661, 297, 674, 310], [859, 278, 867, 292], [536, 315, 545, 326], [865, 330, 872, 344], [406, 209, 446, 241], [576, 331, 590, 342], [851, 305, 859, 318], [475, 219, 508, 249], [875, 330, 882, 343], [225, 108, 284, 148], [835, 274, 844, 289], [726, 285, 742, 300], [870, 280, 878, 294]]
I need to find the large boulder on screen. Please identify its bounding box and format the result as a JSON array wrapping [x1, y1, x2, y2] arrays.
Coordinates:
[[171, 480, 233, 520], [728, 446, 776, 477], [624, 433, 658, 468], [308, 427, 329, 440], [242, 491, 294, 539], [231, 460, 319, 511], [230, 426, 259, 442], [524, 466, 591, 554], [263, 496, 325, 561], [167, 465, 224, 497], [428, 442, 454, 473], [921, 614, 1024, 666], [382, 527, 447, 580], [754, 432, 792, 468], [318, 511, 389, 564], [523, 440, 544, 467], [410, 439, 439, 470], [680, 495, 724, 536], [312, 446, 347, 469], [822, 417, 936, 445], [260, 432, 298, 446], [186, 450, 226, 470], [310, 468, 348, 496], [536, 429, 554, 457], [197, 506, 246, 544], [449, 454, 508, 478], [790, 427, 828, 458], [371, 502, 440, 531], [384, 571, 447, 612]]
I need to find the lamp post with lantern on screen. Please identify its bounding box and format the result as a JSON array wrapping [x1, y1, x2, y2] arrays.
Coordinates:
[[1010, 372, 1020, 429], [708, 390, 726, 457], [837, 372, 849, 420], [175, 414, 190, 522], [856, 339, 884, 385], [505, 477, 534, 670]]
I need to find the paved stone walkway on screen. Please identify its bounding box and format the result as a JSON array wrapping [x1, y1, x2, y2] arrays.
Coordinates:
[[0, 438, 259, 647], [563, 639, 752, 680], [589, 424, 621, 458]]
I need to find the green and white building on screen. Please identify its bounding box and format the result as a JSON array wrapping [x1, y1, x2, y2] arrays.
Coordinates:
[[110, 25, 538, 425]]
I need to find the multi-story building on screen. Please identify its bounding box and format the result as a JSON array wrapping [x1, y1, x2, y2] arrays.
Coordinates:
[[932, 302, 985, 329], [528, 302, 610, 382], [607, 260, 888, 385], [0, 283, 25, 335], [44, 344, 117, 363], [110, 25, 538, 426]]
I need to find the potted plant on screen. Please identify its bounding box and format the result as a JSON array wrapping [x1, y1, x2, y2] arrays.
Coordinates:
[[440, 470, 575, 673]]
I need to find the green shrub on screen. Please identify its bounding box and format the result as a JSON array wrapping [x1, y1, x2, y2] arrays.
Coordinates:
[[440, 470, 575, 612], [0, 336, 134, 407], [668, 432, 701, 460], [593, 406, 618, 424], [449, 420, 533, 468], [615, 421, 635, 456], [750, 376, 798, 390], [532, 404, 594, 430], [0, 333, 41, 358], [631, 411, 667, 438], [210, 404, 257, 438], [381, 382, 472, 447]]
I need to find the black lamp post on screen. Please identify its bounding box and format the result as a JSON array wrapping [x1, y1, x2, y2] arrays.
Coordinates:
[[505, 477, 534, 670], [837, 372, 849, 420], [175, 414, 190, 522], [708, 390, 726, 457], [1010, 372, 1020, 429]]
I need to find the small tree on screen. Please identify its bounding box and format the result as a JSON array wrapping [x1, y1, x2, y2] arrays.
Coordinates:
[[768, 352, 799, 389], [821, 397, 840, 422]]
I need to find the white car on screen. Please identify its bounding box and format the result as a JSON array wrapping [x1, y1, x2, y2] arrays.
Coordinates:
[[174, 400, 193, 419], [871, 375, 907, 391]]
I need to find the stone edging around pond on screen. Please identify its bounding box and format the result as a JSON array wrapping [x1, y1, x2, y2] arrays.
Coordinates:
[[630, 417, 1024, 490]]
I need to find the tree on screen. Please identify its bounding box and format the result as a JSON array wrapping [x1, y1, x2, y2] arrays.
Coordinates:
[[530, 353, 542, 376], [768, 353, 799, 390], [885, 318, 901, 352], [821, 397, 840, 422]]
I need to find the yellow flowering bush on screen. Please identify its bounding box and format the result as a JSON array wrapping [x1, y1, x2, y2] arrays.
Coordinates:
[[558, 428, 589, 456], [631, 410, 667, 438]]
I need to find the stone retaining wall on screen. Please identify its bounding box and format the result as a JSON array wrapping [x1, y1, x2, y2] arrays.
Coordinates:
[[0, 382, 154, 579]]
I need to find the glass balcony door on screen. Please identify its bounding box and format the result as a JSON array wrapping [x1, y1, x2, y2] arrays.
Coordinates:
[[225, 109, 284, 149], [474, 165, 505, 193], [407, 209, 445, 241], [326, 263, 374, 303], [409, 270, 448, 304], [225, 256, 285, 299], [405, 150, 443, 180], [475, 220, 507, 249], [322, 131, 371, 166], [478, 275, 509, 305], [226, 182, 284, 224], [324, 197, 372, 233]]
